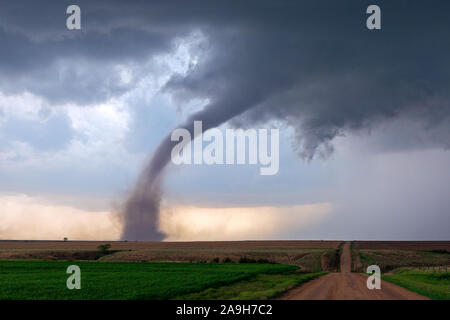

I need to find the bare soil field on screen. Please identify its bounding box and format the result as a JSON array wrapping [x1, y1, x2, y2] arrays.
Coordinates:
[[353, 241, 450, 251], [99, 248, 329, 272], [0, 240, 341, 250], [0, 250, 108, 261], [0, 240, 342, 272]]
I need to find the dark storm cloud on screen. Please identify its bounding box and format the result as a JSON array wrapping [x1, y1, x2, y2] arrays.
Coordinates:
[[163, 0, 450, 158], [1, 1, 449, 143], [0, 0, 185, 104]]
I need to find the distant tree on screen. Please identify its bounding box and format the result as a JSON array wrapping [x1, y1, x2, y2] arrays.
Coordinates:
[[97, 243, 111, 253], [63, 237, 68, 242]]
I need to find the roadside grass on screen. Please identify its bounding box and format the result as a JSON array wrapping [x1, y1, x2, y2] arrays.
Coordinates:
[[294, 250, 323, 272], [336, 244, 343, 272], [176, 272, 326, 300], [350, 242, 362, 272], [322, 249, 340, 272], [383, 268, 450, 300], [0, 260, 298, 300]]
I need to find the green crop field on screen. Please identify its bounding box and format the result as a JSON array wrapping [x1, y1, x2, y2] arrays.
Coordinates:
[[178, 272, 325, 300], [383, 268, 450, 300], [0, 260, 313, 300]]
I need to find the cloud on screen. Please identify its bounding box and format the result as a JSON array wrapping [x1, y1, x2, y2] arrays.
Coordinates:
[[0, 91, 139, 195], [1, 1, 449, 155], [0, 0, 195, 105], [164, 0, 450, 159], [293, 142, 450, 240], [159, 203, 331, 241], [0, 109, 73, 151], [0, 194, 121, 240]]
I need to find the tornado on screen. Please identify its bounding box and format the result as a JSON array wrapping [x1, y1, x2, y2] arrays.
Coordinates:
[[120, 96, 261, 240]]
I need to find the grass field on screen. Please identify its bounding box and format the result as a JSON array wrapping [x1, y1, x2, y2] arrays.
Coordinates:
[[350, 248, 450, 272], [0, 260, 308, 300], [177, 272, 326, 300], [383, 268, 450, 300]]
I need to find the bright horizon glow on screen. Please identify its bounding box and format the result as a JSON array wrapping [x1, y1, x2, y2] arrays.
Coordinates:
[[0, 194, 330, 241]]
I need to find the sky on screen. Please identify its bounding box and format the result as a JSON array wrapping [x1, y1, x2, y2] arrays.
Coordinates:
[[0, 0, 449, 240]]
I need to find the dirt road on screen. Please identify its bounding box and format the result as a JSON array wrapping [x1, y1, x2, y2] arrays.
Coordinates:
[[281, 242, 429, 300], [340, 241, 352, 273]]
